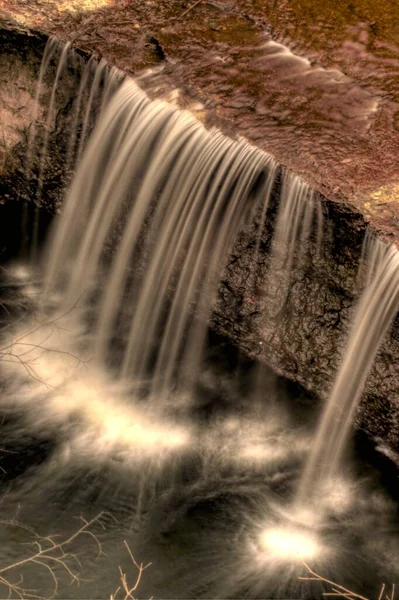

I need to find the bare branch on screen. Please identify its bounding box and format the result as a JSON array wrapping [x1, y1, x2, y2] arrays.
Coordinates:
[[177, 0, 203, 21], [110, 542, 151, 600], [300, 562, 368, 600], [300, 563, 396, 600], [0, 512, 104, 600]]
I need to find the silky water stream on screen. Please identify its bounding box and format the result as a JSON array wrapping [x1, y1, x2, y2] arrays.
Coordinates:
[[0, 41, 399, 599]]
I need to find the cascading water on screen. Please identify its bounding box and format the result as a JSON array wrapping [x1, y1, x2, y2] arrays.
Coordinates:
[[42, 76, 278, 401], [263, 170, 323, 330], [296, 239, 399, 507], [27, 37, 124, 187], [1, 39, 399, 600]]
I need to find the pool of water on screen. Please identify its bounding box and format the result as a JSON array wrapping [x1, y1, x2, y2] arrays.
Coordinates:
[[0, 263, 398, 599]]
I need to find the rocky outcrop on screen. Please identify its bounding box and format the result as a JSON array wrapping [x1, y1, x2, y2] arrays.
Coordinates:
[[214, 191, 399, 451], [0, 27, 102, 256], [0, 16, 398, 456], [2, 0, 399, 241]]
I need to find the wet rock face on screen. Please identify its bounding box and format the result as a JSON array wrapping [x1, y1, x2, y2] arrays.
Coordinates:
[[213, 192, 399, 452], [0, 29, 93, 220], [0, 54, 38, 173], [0, 31, 44, 195], [0, 26, 398, 456], [0, 28, 116, 257], [0, 29, 58, 257]]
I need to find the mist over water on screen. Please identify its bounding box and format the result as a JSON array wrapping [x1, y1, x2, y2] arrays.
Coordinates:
[[1, 40, 399, 599], [1, 265, 399, 599]]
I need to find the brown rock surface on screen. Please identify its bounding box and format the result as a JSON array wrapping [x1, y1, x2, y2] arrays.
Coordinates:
[[1, 0, 399, 242]]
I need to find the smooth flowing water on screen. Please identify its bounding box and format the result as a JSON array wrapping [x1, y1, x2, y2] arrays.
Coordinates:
[[42, 76, 279, 400], [1, 40, 399, 600], [296, 239, 399, 507]]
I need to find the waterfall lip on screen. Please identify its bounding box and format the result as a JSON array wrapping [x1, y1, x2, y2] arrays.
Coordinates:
[[1, 26, 399, 600]]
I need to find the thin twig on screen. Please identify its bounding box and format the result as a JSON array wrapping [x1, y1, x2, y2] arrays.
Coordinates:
[[110, 542, 151, 600], [299, 562, 369, 600], [177, 0, 203, 21], [0, 512, 105, 600], [299, 564, 397, 600]]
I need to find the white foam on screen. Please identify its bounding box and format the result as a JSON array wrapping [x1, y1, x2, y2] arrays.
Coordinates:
[[0, 315, 190, 466], [260, 526, 321, 561]]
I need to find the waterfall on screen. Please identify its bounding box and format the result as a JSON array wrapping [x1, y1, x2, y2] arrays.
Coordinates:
[[4, 37, 399, 594], [264, 169, 323, 329], [26, 37, 60, 179], [42, 76, 280, 398], [4, 41, 324, 476], [296, 239, 399, 506], [27, 36, 124, 188], [20, 39, 325, 411], [26, 39, 399, 509]]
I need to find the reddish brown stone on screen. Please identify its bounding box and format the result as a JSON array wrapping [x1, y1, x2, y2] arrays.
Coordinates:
[[1, 0, 399, 245]]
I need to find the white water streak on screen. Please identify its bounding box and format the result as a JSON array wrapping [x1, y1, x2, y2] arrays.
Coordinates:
[[43, 77, 279, 399], [297, 240, 399, 505]]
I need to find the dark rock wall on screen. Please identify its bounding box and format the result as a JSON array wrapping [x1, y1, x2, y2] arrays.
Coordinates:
[[0, 30, 45, 199], [0, 30, 94, 221], [0, 29, 113, 257], [214, 190, 399, 451]]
